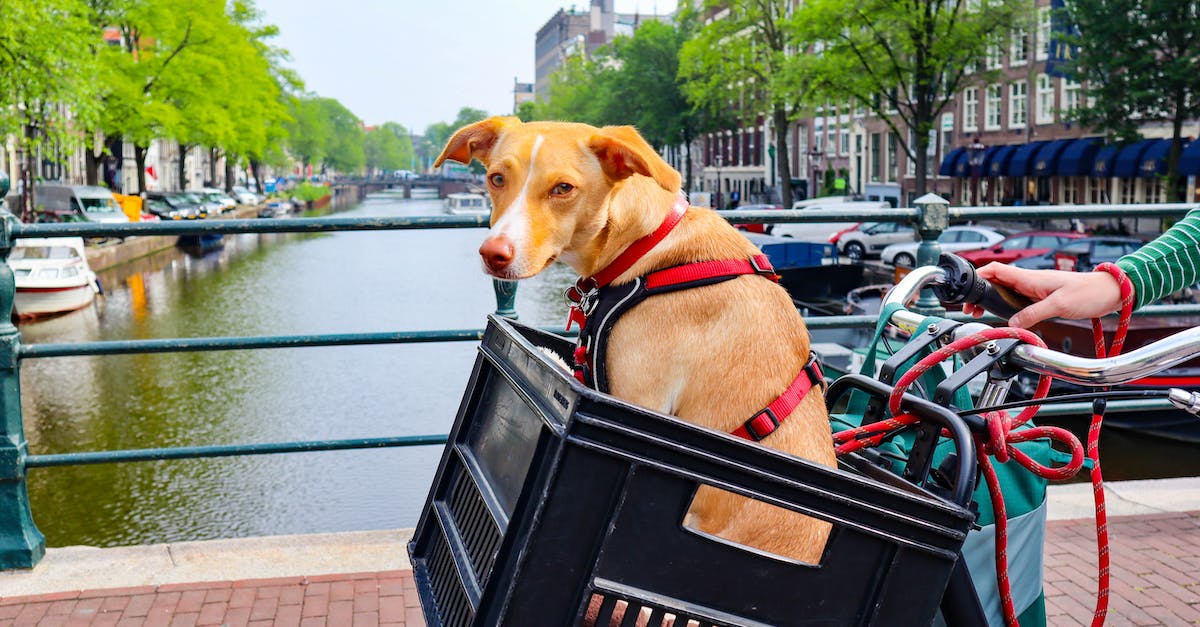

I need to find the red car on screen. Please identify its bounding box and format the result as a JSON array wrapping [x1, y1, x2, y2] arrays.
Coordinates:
[[958, 231, 1087, 266]]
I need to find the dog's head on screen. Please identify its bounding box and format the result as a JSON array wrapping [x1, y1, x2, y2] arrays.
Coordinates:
[[434, 117, 682, 279]]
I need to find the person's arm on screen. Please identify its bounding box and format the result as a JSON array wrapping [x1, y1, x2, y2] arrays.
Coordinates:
[[1115, 210, 1200, 310], [966, 210, 1200, 327]]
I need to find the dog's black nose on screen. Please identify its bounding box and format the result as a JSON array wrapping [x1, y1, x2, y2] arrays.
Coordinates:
[[479, 235, 515, 272]]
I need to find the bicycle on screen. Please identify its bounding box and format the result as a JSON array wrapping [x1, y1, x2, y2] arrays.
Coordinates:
[[408, 253, 1197, 626]]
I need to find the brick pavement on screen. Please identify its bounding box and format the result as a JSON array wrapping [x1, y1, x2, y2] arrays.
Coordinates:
[[0, 571, 420, 627], [1, 511, 1197, 626], [1045, 511, 1200, 626]]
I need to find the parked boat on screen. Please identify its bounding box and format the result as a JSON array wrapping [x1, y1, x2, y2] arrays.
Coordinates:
[[444, 192, 490, 216], [744, 233, 865, 298], [1026, 314, 1200, 443], [9, 237, 100, 319]]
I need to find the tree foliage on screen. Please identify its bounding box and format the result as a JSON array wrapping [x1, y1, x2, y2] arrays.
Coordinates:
[[366, 122, 414, 174], [793, 0, 1024, 197], [0, 0, 99, 217], [679, 1, 807, 206], [1063, 0, 1200, 200]]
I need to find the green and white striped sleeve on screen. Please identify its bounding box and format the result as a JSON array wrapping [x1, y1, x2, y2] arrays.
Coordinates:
[[1116, 210, 1200, 310]]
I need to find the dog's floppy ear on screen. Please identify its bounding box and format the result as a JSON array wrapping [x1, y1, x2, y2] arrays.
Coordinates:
[[434, 116, 520, 168], [588, 126, 682, 192]]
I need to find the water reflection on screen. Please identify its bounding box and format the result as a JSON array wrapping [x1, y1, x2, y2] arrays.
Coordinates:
[[20, 196, 570, 548]]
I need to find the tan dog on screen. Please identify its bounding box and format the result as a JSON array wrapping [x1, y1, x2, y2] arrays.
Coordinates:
[[435, 117, 835, 565]]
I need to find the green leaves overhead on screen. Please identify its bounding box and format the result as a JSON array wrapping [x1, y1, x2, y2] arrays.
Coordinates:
[[1062, 0, 1200, 199]]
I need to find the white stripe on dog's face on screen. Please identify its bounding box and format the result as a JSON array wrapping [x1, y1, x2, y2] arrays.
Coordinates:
[[487, 135, 543, 274]]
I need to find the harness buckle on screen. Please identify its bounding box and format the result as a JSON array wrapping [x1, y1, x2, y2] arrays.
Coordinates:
[[748, 255, 781, 282], [743, 407, 780, 442]]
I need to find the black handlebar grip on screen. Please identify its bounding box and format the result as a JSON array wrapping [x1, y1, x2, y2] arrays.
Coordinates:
[[932, 253, 1035, 320]]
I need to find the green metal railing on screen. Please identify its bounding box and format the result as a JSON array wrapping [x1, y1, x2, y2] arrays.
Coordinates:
[[1, 196, 1198, 569]]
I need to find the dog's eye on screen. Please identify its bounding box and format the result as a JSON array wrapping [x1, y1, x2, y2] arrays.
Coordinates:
[[551, 183, 574, 196], [488, 173, 505, 187]]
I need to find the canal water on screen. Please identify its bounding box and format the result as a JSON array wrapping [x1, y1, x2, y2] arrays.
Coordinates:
[[18, 193, 1200, 548], [20, 193, 578, 548]]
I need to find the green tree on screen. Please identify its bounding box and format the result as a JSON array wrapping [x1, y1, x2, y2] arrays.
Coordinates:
[[608, 19, 712, 193], [680, 1, 807, 208], [316, 97, 364, 174], [365, 123, 413, 174], [286, 96, 329, 174], [794, 0, 1024, 197], [0, 0, 99, 219], [1063, 0, 1200, 201]]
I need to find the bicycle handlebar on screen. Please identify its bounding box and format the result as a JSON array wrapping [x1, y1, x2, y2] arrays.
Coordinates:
[[884, 260, 1200, 386]]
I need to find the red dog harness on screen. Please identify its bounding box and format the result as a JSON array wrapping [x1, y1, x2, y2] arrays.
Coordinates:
[[565, 196, 825, 442]]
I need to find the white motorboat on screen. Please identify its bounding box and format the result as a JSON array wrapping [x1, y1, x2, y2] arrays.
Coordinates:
[[9, 237, 100, 318], [444, 192, 491, 216]]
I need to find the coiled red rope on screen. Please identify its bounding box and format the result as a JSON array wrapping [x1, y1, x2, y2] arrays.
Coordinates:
[[832, 263, 1134, 627]]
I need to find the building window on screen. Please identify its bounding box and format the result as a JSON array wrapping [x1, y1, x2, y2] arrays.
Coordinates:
[[1037, 6, 1052, 61], [1146, 178, 1164, 204], [814, 128, 825, 154], [870, 133, 881, 182], [964, 88, 979, 131], [1036, 74, 1055, 124], [1120, 178, 1136, 204], [1062, 79, 1082, 114], [987, 41, 1003, 69], [887, 132, 898, 181], [1087, 178, 1108, 204], [985, 84, 1003, 130], [840, 126, 850, 155], [1062, 178, 1079, 204], [1010, 29, 1028, 66], [1009, 80, 1027, 129]]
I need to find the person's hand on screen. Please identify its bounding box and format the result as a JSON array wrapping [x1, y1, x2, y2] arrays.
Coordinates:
[[961, 262, 1124, 328]]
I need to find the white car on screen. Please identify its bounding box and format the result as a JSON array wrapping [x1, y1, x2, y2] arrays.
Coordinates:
[[835, 221, 916, 260], [231, 186, 260, 205], [770, 200, 890, 244], [880, 225, 1008, 268]]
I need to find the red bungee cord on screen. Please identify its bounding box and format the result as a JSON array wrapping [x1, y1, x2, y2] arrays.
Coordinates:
[[832, 263, 1134, 627]]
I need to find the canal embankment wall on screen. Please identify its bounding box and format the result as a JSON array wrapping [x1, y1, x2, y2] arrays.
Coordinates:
[[83, 188, 362, 273]]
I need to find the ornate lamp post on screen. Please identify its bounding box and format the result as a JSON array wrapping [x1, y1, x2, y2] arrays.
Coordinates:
[[967, 136, 986, 206]]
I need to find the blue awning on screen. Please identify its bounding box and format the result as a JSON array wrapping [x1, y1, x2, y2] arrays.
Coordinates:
[[1032, 139, 1076, 176], [1091, 144, 1120, 177], [985, 145, 1018, 177], [1007, 141, 1048, 176], [1057, 137, 1101, 176], [1112, 139, 1155, 178], [939, 147, 965, 176], [1135, 138, 1174, 178], [1182, 140, 1200, 176]]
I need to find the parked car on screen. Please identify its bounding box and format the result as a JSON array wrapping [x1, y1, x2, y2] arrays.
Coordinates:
[[231, 186, 260, 205], [881, 225, 1008, 267], [730, 203, 783, 234], [958, 231, 1088, 266], [144, 192, 203, 220], [1013, 236, 1145, 271], [771, 200, 890, 245], [833, 221, 916, 260], [192, 188, 238, 214], [34, 184, 130, 224]]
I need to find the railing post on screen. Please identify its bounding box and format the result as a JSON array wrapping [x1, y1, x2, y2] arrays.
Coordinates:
[[492, 279, 518, 319], [0, 211, 44, 568], [913, 193, 949, 316]]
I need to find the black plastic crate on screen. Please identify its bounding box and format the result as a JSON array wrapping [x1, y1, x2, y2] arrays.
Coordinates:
[[409, 316, 976, 626]]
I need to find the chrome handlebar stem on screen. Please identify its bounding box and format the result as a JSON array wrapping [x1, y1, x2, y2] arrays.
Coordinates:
[[883, 266, 1200, 386]]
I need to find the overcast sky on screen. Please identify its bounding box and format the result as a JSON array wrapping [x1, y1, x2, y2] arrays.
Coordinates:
[[252, 1, 679, 134]]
